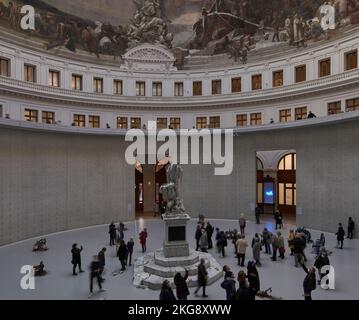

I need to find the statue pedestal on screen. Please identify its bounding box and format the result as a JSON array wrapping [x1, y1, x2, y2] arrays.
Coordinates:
[[162, 213, 190, 258]]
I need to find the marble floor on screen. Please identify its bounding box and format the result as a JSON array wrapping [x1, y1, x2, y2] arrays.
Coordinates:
[[0, 217, 358, 300]]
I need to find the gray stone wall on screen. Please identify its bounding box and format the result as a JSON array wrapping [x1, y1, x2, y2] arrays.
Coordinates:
[[1, 118, 359, 245], [0, 128, 134, 245]]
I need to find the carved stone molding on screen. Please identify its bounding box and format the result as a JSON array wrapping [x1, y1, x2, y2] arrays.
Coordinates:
[[121, 43, 177, 72]]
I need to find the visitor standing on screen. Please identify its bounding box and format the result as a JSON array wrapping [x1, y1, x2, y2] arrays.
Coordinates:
[[336, 223, 345, 249], [117, 240, 128, 271], [262, 228, 272, 254], [252, 238, 262, 267], [274, 210, 283, 229], [109, 221, 116, 246], [71, 243, 84, 275], [219, 231, 227, 257], [174, 270, 190, 300], [314, 250, 330, 285], [98, 247, 106, 281], [255, 206, 261, 224], [347, 217, 355, 239], [301, 262, 317, 301], [199, 229, 209, 253], [220, 271, 236, 300], [127, 238, 134, 266], [195, 225, 202, 251], [247, 261, 260, 298], [271, 232, 280, 261], [288, 230, 295, 255], [117, 222, 126, 242], [194, 259, 208, 298], [236, 234, 248, 267], [234, 271, 252, 300], [239, 213, 246, 234], [278, 231, 285, 259], [139, 228, 148, 253], [206, 221, 214, 249], [159, 280, 177, 300]]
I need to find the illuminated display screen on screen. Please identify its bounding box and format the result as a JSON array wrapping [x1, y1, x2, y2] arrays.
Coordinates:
[[264, 182, 275, 204]]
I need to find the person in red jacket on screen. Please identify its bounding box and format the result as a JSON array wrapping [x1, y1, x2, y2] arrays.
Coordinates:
[[139, 228, 148, 253]]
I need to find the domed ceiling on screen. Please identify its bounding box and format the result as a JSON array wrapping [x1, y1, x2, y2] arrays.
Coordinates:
[[0, 0, 359, 68]]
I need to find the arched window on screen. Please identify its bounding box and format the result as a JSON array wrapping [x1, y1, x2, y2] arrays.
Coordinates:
[[278, 153, 296, 170]]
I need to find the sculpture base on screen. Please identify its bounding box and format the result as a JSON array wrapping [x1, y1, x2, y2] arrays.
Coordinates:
[[133, 249, 223, 290], [162, 213, 190, 258]]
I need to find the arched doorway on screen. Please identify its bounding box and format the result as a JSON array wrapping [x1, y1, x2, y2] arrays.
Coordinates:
[[277, 153, 297, 216], [135, 157, 170, 219]]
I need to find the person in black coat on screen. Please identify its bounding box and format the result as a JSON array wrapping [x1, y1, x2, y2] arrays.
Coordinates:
[[117, 240, 128, 271], [247, 261, 260, 298], [194, 259, 208, 297], [220, 271, 236, 300], [206, 222, 214, 249], [71, 243, 84, 275], [195, 225, 202, 251], [314, 251, 330, 284], [159, 280, 177, 300], [301, 262, 316, 300], [98, 247, 106, 281], [174, 270, 190, 300], [255, 206, 261, 224], [109, 222, 116, 246], [88, 255, 105, 298], [336, 223, 345, 249], [274, 210, 283, 229], [347, 217, 355, 239], [234, 271, 252, 300], [126, 238, 134, 266]]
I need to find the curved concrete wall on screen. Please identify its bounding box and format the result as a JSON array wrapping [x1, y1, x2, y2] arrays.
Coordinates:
[[0, 128, 134, 245], [1, 117, 359, 245]]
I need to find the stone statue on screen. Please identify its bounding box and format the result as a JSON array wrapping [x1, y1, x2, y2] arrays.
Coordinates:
[[159, 162, 185, 216]]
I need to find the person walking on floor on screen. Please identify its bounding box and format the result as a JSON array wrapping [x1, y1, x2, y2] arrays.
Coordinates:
[[239, 213, 246, 234], [221, 271, 236, 300], [195, 225, 202, 251], [88, 255, 106, 298], [347, 217, 355, 239], [174, 270, 190, 300], [252, 238, 262, 267], [301, 262, 317, 301], [126, 238, 134, 266], [255, 206, 261, 224], [336, 223, 345, 249], [109, 221, 116, 246], [71, 243, 84, 275], [236, 234, 248, 267], [117, 240, 128, 271], [206, 221, 214, 249], [139, 228, 148, 253], [194, 259, 208, 297], [159, 280, 177, 300], [199, 229, 209, 253], [288, 230, 295, 256], [98, 247, 106, 281]]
